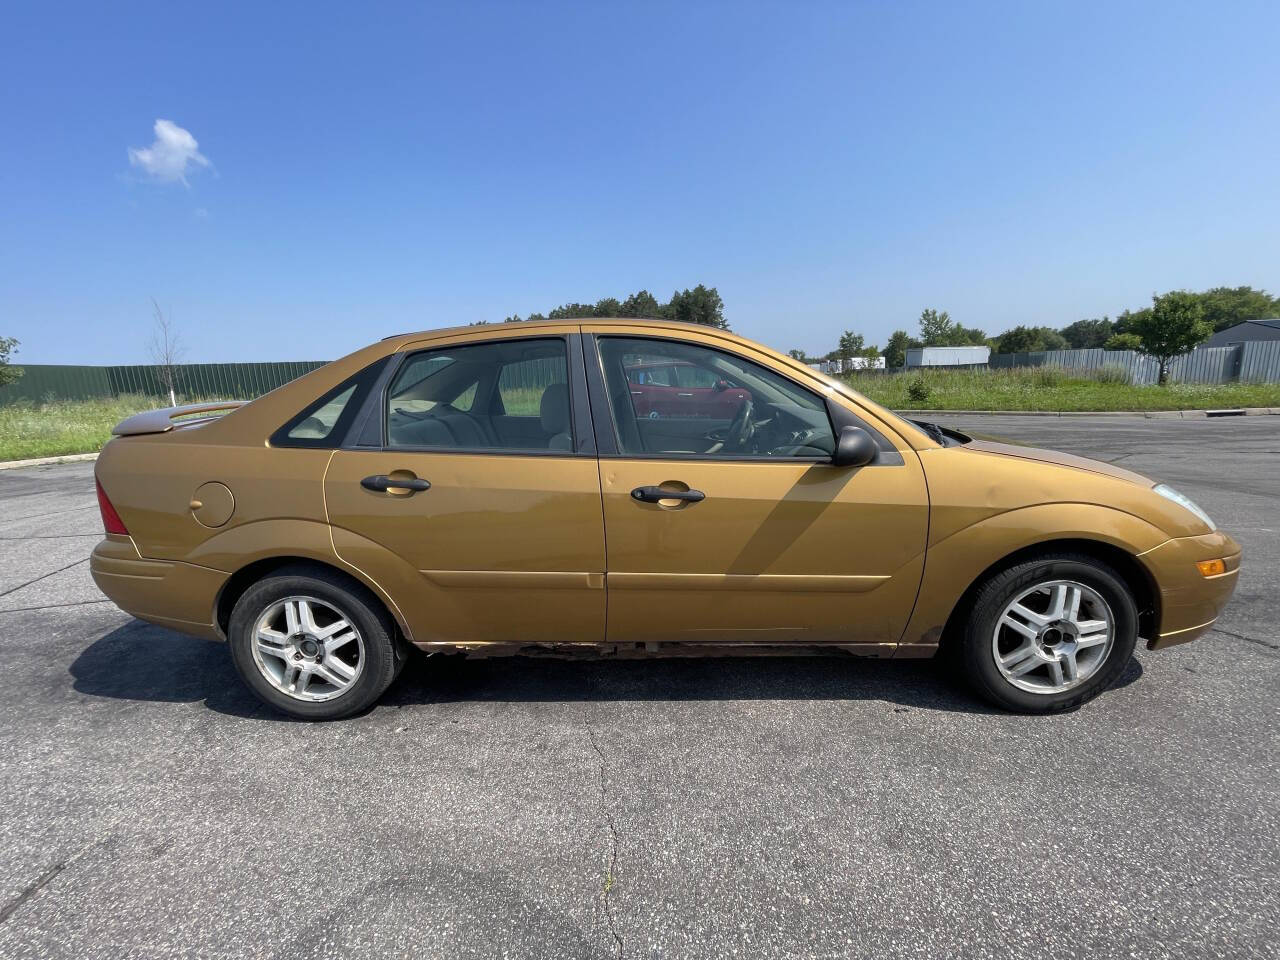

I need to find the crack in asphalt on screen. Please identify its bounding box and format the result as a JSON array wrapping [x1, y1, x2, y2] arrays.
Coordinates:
[[0, 504, 98, 529], [587, 723, 624, 960], [0, 861, 67, 925], [1211, 627, 1280, 651], [0, 598, 113, 615], [0, 557, 89, 599]]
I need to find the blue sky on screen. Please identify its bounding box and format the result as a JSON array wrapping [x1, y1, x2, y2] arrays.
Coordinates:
[[2, 0, 1277, 364]]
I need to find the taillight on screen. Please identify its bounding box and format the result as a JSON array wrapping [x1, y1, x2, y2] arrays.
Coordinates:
[[96, 477, 129, 536]]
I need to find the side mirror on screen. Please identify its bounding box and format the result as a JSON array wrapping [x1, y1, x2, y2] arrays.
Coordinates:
[[713, 379, 731, 392], [831, 426, 877, 467]]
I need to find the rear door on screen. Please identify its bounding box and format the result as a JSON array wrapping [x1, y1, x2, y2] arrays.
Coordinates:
[[584, 327, 930, 653], [323, 328, 606, 648]]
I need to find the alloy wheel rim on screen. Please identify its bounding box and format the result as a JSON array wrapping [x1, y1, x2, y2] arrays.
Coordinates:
[[991, 580, 1115, 694], [251, 596, 365, 702]]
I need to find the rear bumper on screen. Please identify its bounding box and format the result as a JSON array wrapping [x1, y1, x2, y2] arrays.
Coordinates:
[[1139, 530, 1241, 650], [90, 537, 227, 641]]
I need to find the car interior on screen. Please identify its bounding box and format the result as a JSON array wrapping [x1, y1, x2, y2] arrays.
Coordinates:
[[596, 337, 838, 458], [384, 338, 573, 451]]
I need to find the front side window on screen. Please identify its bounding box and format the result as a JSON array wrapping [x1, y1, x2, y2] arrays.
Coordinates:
[[386, 337, 573, 452], [597, 337, 836, 459]]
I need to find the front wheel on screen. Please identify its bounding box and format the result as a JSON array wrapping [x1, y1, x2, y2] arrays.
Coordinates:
[[960, 554, 1139, 713], [228, 566, 401, 720]]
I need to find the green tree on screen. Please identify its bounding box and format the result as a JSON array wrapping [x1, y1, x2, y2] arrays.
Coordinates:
[[516, 286, 726, 326], [546, 302, 596, 320], [1112, 307, 1148, 335], [1128, 291, 1212, 384], [950, 324, 987, 345], [918, 308, 952, 346], [883, 330, 917, 368], [0, 337, 22, 388], [1198, 285, 1280, 332], [593, 297, 622, 317], [619, 289, 662, 317], [787, 349, 810, 363], [836, 330, 864, 361], [994, 325, 1069, 354], [1060, 317, 1114, 349], [918, 308, 986, 346], [502, 314, 523, 323], [1103, 332, 1143, 351], [664, 285, 728, 328]]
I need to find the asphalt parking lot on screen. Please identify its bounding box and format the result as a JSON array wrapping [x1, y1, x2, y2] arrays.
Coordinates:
[[0, 415, 1276, 959]]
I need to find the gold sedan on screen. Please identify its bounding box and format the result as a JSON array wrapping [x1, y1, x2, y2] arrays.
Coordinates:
[[90, 319, 1240, 719]]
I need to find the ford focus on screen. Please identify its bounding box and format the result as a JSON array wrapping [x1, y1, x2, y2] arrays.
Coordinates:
[[90, 319, 1240, 719]]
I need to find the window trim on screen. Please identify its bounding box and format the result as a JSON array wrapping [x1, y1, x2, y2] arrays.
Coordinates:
[[361, 333, 594, 459], [585, 333, 900, 465], [270, 357, 390, 449]]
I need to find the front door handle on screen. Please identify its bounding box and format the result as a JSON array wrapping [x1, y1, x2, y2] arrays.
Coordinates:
[[362, 474, 431, 493], [631, 485, 705, 504]]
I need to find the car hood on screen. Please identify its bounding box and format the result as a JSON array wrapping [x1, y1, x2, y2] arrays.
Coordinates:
[[962, 439, 1153, 487]]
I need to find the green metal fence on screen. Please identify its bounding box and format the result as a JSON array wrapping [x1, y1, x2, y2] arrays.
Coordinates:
[[0, 361, 330, 405]]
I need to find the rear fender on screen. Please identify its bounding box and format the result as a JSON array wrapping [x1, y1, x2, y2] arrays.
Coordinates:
[[188, 518, 415, 644]]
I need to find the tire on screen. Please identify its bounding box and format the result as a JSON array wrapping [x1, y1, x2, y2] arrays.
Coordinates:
[[960, 553, 1138, 713], [228, 565, 400, 720]]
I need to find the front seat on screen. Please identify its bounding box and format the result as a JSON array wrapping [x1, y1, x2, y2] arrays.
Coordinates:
[[539, 382, 573, 451]]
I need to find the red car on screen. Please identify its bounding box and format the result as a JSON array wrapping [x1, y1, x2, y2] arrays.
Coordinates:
[[626, 359, 751, 419]]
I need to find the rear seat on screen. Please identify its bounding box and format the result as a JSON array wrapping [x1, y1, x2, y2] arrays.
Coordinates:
[[390, 404, 496, 448]]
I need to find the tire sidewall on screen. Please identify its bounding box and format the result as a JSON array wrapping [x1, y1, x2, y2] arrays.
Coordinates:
[[228, 572, 396, 720], [964, 557, 1139, 713]]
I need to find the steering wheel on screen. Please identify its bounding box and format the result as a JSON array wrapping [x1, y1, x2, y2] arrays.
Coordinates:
[[724, 397, 755, 450]]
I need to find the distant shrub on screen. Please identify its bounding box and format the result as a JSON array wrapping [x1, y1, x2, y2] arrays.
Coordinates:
[[1091, 365, 1131, 385], [906, 376, 931, 404], [1032, 366, 1064, 387]]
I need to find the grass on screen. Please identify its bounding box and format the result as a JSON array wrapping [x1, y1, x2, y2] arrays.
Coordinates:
[[0, 394, 158, 462], [845, 366, 1280, 412]]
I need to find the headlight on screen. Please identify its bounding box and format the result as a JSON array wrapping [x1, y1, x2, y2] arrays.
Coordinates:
[[1153, 483, 1215, 531]]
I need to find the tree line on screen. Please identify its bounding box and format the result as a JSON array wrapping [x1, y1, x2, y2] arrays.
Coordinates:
[[496, 284, 727, 329], [798, 285, 1278, 384]]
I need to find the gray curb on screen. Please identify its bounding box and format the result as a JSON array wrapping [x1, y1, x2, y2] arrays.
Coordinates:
[[0, 452, 100, 471]]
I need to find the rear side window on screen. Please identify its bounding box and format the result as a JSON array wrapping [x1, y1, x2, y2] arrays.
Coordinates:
[[271, 357, 388, 449], [286, 385, 356, 440], [498, 353, 568, 416], [386, 337, 573, 452]]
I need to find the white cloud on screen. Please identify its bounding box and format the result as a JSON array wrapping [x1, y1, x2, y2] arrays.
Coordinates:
[[128, 119, 210, 185]]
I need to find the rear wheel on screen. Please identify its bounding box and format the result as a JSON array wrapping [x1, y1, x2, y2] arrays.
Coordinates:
[[960, 553, 1138, 713], [228, 566, 400, 720]]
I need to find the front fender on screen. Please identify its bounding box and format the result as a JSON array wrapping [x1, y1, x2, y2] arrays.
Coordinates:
[[896, 502, 1169, 656]]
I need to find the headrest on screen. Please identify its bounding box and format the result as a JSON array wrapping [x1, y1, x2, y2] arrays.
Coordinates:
[[539, 382, 570, 433]]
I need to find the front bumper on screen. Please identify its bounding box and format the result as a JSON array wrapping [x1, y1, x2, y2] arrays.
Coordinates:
[[1139, 530, 1241, 649], [90, 536, 227, 641]]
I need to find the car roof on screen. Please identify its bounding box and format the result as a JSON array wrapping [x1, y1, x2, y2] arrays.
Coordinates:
[[381, 316, 740, 345]]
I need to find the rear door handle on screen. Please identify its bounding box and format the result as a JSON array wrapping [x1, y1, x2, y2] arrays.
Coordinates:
[[631, 485, 705, 504], [362, 474, 431, 493]]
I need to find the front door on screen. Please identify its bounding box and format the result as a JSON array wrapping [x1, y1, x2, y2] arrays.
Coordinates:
[[586, 330, 929, 653], [323, 331, 606, 648]]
